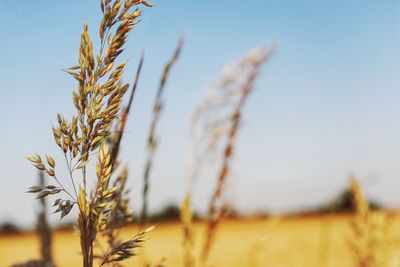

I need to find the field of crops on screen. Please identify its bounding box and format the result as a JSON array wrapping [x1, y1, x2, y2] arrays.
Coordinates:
[[3, 215, 400, 267]]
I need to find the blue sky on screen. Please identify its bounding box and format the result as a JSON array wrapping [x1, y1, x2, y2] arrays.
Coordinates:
[[0, 0, 400, 226]]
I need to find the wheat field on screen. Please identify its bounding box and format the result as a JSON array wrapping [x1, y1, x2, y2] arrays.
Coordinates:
[[3, 215, 400, 267]]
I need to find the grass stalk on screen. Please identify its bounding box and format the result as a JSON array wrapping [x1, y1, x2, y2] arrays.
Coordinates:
[[200, 46, 274, 263], [140, 37, 184, 226], [26, 1, 153, 266]]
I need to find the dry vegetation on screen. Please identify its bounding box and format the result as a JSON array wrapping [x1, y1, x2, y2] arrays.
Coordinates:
[[2, 1, 399, 267], [140, 37, 184, 227], [26, 0, 155, 266], [4, 215, 400, 267]]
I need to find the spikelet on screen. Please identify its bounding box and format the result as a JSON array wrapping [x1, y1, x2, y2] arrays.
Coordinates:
[[349, 176, 388, 267], [180, 194, 195, 267], [140, 37, 184, 226], [197, 45, 274, 263], [26, 1, 152, 266]]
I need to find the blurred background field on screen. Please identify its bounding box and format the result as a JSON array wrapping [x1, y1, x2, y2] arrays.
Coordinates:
[[4, 213, 400, 267], [0, 215, 379, 267]]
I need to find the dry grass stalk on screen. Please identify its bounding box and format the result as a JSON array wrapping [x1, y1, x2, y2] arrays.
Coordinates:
[[13, 172, 55, 267], [109, 52, 144, 169], [180, 194, 195, 267], [100, 56, 144, 266], [99, 226, 155, 266], [196, 45, 274, 263], [349, 176, 388, 267], [26, 1, 152, 266], [37, 171, 53, 264], [188, 46, 274, 190], [100, 166, 134, 267], [140, 37, 184, 226]]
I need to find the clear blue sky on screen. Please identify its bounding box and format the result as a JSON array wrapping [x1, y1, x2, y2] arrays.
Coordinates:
[[0, 0, 399, 226]]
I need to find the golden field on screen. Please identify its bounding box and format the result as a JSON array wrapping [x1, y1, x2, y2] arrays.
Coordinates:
[[2, 214, 400, 267]]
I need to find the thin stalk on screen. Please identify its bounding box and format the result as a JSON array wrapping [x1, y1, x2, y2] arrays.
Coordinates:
[[140, 37, 184, 226], [201, 46, 272, 263], [37, 171, 53, 263], [109, 52, 144, 167]]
